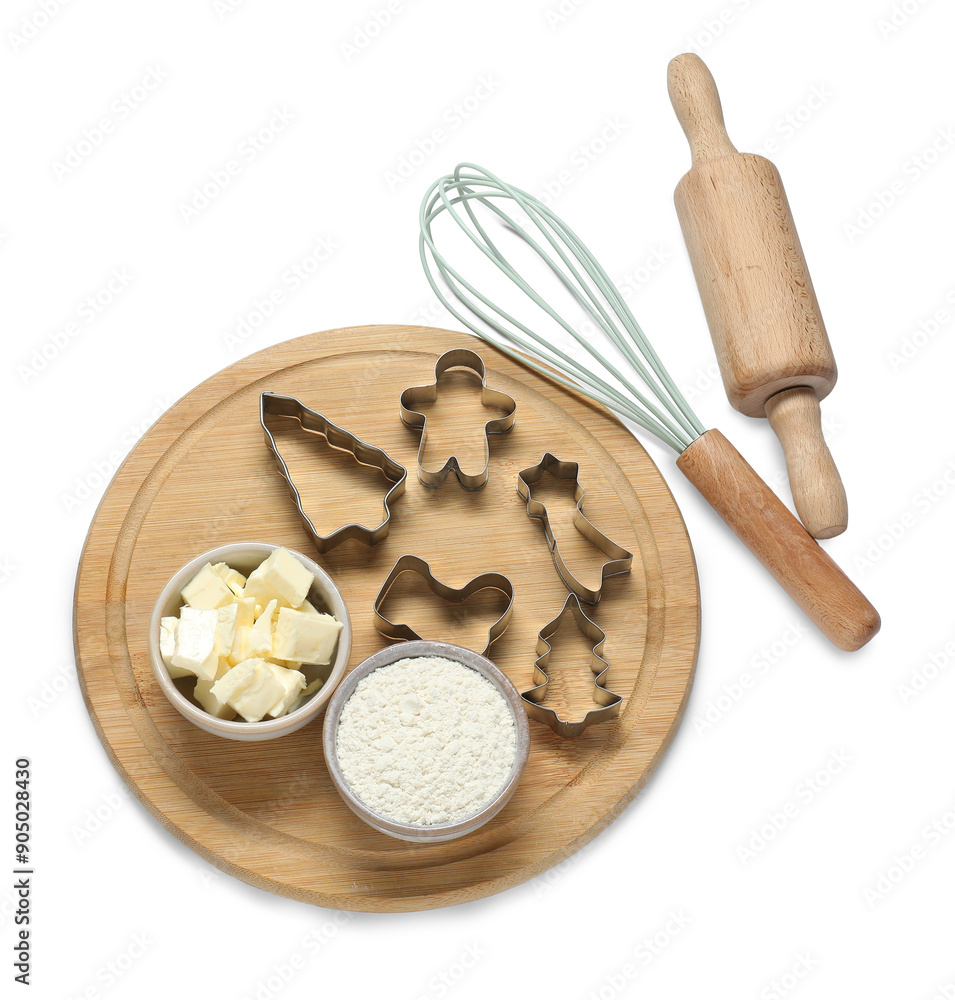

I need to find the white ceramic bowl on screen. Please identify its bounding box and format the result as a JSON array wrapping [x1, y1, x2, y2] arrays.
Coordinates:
[[148, 542, 351, 741], [323, 640, 530, 842]]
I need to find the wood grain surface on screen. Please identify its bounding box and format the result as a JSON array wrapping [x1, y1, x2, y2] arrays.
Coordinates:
[[73, 325, 700, 912], [672, 148, 836, 417]]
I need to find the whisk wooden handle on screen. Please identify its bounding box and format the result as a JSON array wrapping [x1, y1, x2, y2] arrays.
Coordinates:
[[667, 53, 738, 164], [677, 429, 879, 651]]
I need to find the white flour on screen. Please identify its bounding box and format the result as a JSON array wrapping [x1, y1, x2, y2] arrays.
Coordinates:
[[335, 655, 517, 826]]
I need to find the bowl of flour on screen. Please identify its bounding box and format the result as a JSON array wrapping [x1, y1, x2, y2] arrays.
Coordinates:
[[323, 640, 530, 842]]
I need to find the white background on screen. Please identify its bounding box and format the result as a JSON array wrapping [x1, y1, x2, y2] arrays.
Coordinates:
[[5, 0, 955, 997]]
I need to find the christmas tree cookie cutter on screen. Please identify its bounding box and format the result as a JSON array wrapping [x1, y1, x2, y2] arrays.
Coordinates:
[[260, 391, 407, 553], [521, 593, 621, 738]]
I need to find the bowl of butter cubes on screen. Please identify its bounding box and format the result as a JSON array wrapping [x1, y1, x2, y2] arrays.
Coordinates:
[[148, 542, 351, 740]]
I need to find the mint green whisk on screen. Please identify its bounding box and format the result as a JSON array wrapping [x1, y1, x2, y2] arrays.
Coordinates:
[[420, 164, 703, 454]]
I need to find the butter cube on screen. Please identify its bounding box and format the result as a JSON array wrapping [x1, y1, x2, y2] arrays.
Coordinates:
[[211, 657, 286, 723], [226, 625, 261, 665], [211, 562, 246, 597], [227, 626, 254, 667], [181, 563, 235, 610], [227, 599, 275, 666], [213, 602, 238, 656], [272, 657, 303, 671], [160, 617, 192, 680], [159, 616, 177, 665], [243, 547, 313, 608], [253, 595, 293, 619], [265, 664, 307, 718], [211, 657, 256, 702], [296, 599, 322, 616], [232, 665, 286, 723], [243, 575, 280, 609], [249, 598, 276, 650], [287, 676, 324, 715], [272, 607, 342, 665], [171, 607, 219, 681], [194, 677, 237, 720], [234, 595, 256, 627]]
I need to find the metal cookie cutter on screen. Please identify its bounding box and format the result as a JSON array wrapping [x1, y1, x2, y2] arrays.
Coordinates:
[[399, 348, 517, 490], [521, 594, 621, 738], [373, 554, 514, 655], [517, 453, 633, 604], [260, 391, 407, 553]]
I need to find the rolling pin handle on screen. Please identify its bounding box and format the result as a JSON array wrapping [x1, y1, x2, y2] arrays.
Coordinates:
[[667, 52, 738, 165], [764, 387, 849, 540]]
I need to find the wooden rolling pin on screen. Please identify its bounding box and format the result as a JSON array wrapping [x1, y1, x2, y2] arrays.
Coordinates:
[[668, 53, 848, 540]]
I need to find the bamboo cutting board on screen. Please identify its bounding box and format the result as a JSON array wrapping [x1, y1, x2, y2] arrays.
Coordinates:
[[73, 325, 699, 912]]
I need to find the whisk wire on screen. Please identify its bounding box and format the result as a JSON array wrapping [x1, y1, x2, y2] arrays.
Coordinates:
[[433, 182, 688, 443], [423, 185, 691, 451], [457, 184, 672, 414], [420, 164, 704, 453], [423, 186, 674, 440], [418, 227, 669, 444], [488, 180, 704, 443]]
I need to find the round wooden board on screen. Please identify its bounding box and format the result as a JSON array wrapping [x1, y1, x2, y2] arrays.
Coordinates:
[[73, 325, 700, 912]]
